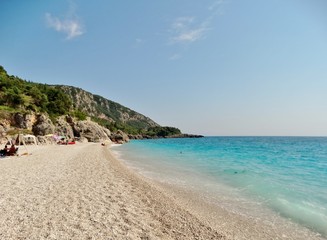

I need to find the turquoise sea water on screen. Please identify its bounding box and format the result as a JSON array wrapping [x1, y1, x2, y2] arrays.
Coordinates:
[[113, 137, 327, 237]]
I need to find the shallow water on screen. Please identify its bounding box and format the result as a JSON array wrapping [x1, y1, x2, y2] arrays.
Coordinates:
[[112, 137, 327, 237]]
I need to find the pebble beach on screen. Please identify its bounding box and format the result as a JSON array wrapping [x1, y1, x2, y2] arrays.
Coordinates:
[[0, 143, 324, 239]]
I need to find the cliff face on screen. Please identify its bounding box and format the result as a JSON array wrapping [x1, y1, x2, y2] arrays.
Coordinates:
[[58, 85, 159, 130], [0, 112, 112, 144]]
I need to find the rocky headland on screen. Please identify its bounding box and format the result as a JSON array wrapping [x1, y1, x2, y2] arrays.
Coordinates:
[[0, 65, 202, 145]]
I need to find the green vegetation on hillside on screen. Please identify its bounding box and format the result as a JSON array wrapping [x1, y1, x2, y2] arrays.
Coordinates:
[[146, 126, 181, 137], [0, 66, 71, 116], [91, 117, 139, 135]]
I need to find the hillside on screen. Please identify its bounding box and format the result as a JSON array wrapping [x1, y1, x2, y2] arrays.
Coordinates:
[[58, 85, 159, 133], [0, 65, 187, 140]]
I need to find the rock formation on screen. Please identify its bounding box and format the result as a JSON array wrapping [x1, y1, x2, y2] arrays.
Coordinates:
[[12, 113, 35, 129], [0, 112, 117, 144], [54, 116, 75, 140], [32, 114, 55, 136], [73, 120, 111, 142], [110, 130, 129, 144]]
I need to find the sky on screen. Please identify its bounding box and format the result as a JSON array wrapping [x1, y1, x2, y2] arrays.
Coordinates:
[[1, 0, 327, 136]]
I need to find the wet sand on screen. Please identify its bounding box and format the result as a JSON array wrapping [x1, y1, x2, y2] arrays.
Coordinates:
[[0, 143, 324, 239]]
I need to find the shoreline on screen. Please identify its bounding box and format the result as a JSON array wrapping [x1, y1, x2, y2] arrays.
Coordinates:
[[112, 144, 326, 240], [0, 143, 325, 239], [0, 143, 222, 239], [149, 177, 325, 240]]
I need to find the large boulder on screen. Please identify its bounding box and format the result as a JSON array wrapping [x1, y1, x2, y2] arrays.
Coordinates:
[[36, 136, 48, 145], [54, 116, 74, 139], [12, 113, 36, 130], [128, 134, 143, 140], [73, 120, 111, 142], [36, 136, 55, 145], [32, 114, 55, 136], [110, 130, 129, 144]]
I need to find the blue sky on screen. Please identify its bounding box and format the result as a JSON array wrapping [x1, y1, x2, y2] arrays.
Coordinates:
[[1, 0, 327, 136]]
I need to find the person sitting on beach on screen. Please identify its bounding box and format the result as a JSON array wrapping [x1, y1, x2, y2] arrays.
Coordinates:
[[7, 144, 18, 156], [0, 145, 8, 156]]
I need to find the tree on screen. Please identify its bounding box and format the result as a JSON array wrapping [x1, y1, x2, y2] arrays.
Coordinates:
[[46, 88, 72, 115], [4, 88, 24, 107]]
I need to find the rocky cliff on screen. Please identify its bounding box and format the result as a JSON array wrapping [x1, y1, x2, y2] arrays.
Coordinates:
[[59, 85, 159, 130], [0, 112, 113, 144]]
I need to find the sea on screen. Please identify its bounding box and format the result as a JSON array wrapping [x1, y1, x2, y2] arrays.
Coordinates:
[[112, 137, 327, 237]]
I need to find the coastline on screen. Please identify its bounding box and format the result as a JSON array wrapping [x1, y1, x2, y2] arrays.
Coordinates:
[[112, 142, 326, 240], [0, 143, 324, 239]]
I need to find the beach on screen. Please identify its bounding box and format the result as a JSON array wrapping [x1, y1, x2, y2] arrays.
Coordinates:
[[0, 143, 324, 239]]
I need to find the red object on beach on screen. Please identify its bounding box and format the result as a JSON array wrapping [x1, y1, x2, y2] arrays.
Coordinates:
[[67, 142, 76, 145]]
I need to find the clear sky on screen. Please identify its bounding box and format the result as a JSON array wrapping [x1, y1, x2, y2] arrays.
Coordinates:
[[1, 0, 327, 136]]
